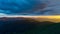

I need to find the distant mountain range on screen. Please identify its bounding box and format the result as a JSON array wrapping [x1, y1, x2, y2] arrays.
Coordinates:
[[0, 16, 60, 23]]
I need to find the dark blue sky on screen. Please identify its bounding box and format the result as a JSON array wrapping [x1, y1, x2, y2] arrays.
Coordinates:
[[0, 0, 60, 15]]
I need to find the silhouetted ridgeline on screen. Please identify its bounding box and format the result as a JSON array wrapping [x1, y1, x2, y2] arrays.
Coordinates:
[[0, 17, 60, 34]]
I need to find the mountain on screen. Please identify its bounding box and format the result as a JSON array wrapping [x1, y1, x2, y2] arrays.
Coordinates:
[[0, 17, 60, 34]]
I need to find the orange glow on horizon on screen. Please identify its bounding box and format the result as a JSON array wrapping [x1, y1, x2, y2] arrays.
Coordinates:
[[32, 16, 60, 23], [22, 15, 60, 23], [0, 15, 60, 23]]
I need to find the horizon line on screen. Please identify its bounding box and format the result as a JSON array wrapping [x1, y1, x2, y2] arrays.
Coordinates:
[[0, 15, 60, 18]]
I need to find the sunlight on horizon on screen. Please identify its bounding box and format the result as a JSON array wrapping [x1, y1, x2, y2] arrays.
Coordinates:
[[0, 14, 60, 22]]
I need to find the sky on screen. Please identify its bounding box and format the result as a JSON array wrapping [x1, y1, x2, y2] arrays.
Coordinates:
[[0, 0, 60, 16]]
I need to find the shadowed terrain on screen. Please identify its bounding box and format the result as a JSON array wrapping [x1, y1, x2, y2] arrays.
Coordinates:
[[0, 17, 60, 34]]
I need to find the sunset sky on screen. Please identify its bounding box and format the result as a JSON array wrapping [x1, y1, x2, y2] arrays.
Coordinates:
[[0, 15, 60, 23], [0, 0, 60, 23]]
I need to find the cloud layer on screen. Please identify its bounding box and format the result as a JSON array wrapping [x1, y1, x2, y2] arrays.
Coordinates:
[[0, 0, 60, 15]]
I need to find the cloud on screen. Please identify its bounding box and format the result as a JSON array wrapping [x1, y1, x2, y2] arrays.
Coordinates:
[[0, 0, 60, 15]]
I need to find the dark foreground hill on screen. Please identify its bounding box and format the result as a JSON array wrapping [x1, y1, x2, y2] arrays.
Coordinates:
[[0, 18, 60, 34]]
